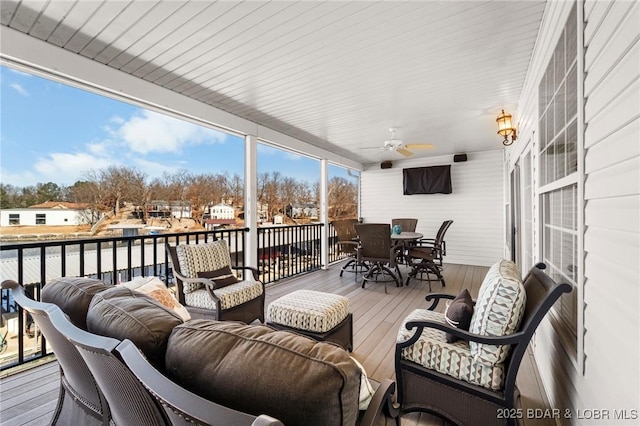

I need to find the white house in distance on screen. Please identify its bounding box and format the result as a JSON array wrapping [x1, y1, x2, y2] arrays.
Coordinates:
[[0, 201, 95, 226], [208, 202, 235, 220]]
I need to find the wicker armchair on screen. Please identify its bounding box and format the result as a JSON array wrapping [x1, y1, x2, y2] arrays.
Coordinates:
[[354, 223, 402, 293], [166, 240, 265, 323], [395, 262, 572, 426], [1, 280, 111, 426]]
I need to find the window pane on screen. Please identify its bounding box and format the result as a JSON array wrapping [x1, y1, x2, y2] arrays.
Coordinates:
[[566, 119, 578, 174], [566, 64, 578, 120]]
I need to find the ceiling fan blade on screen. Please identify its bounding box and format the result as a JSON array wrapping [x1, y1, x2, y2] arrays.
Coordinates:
[[396, 147, 414, 157], [405, 143, 434, 150]]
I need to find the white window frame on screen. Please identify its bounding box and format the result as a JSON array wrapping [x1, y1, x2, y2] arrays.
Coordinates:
[[536, 1, 585, 374]]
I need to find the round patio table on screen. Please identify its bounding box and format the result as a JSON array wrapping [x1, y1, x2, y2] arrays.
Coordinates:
[[391, 232, 423, 270]]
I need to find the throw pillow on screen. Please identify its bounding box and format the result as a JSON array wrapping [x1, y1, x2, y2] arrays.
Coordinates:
[[469, 260, 526, 366], [197, 265, 239, 289], [120, 276, 191, 321], [444, 289, 474, 343], [350, 356, 375, 410]]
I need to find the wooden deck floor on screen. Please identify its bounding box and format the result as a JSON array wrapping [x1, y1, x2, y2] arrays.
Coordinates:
[[0, 262, 554, 426]]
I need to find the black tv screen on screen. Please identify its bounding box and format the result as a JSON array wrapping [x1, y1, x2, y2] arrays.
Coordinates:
[[403, 165, 452, 195]]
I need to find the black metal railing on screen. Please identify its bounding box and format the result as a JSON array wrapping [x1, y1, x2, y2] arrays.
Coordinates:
[[0, 223, 347, 370]]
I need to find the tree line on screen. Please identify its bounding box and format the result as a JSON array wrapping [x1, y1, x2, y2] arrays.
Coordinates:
[[1, 166, 358, 225]]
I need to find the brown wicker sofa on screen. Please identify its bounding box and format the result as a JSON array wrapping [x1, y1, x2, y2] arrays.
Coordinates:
[[4, 277, 399, 426]]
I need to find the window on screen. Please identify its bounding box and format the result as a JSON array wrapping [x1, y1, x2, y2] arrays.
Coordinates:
[[36, 213, 46, 225], [538, 4, 579, 352], [9, 214, 20, 225]]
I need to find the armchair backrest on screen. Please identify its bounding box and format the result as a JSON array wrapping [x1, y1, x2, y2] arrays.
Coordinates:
[[166, 244, 186, 304], [502, 263, 572, 397], [169, 240, 233, 295], [434, 220, 453, 247], [355, 223, 393, 262], [391, 218, 418, 233], [1, 280, 110, 423]]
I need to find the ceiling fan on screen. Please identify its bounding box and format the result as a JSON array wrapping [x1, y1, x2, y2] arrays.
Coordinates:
[[365, 128, 434, 157]]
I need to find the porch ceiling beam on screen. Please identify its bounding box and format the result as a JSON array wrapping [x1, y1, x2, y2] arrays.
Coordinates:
[[0, 26, 363, 171]]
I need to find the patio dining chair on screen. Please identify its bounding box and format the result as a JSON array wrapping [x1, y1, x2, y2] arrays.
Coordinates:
[[166, 239, 265, 323], [354, 223, 402, 293], [405, 220, 453, 289], [1, 279, 111, 426], [391, 218, 418, 233], [332, 218, 368, 277]]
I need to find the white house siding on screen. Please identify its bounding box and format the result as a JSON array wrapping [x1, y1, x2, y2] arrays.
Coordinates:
[[0, 209, 88, 226], [360, 150, 503, 267], [511, 1, 640, 423]]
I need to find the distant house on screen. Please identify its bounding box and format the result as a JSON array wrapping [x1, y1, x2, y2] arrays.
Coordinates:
[[0, 201, 97, 226], [291, 203, 318, 219], [148, 200, 191, 218], [208, 202, 235, 220]]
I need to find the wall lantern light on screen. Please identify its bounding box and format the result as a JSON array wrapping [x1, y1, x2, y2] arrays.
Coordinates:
[[496, 109, 517, 146]]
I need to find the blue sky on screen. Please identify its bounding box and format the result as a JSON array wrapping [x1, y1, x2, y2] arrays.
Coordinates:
[[0, 65, 351, 188]]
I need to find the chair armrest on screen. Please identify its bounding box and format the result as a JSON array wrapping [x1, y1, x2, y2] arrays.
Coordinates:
[[424, 293, 456, 310], [415, 238, 436, 246], [359, 379, 399, 426], [401, 320, 527, 347], [231, 265, 260, 281]]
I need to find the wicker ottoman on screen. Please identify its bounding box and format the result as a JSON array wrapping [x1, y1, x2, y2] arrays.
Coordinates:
[[266, 290, 353, 351]]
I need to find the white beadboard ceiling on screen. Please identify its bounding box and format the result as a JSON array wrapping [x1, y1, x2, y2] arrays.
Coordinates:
[[1, 0, 547, 166]]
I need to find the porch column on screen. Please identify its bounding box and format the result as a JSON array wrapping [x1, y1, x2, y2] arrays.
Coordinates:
[[244, 134, 258, 269], [320, 159, 329, 269]]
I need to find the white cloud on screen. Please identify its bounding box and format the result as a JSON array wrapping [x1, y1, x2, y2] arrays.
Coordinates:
[[33, 152, 114, 184], [10, 83, 28, 96], [117, 110, 227, 154]]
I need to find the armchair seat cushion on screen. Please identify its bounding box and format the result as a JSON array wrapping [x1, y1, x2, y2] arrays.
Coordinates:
[[397, 309, 505, 390], [184, 279, 264, 310]]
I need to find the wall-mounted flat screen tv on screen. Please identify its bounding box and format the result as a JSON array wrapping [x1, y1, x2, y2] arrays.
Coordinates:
[[403, 165, 452, 195]]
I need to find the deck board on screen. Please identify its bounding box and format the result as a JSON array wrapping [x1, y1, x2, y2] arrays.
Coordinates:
[[0, 262, 553, 426]]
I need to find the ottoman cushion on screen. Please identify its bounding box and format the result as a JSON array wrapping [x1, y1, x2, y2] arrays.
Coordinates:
[[267, 290, 349, 333]]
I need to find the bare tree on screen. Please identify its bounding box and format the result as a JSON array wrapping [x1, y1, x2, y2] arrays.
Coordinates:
[[328, 177, 357, 220]]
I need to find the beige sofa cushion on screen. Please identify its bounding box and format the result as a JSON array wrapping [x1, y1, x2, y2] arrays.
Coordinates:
[[166, 320, 361, 426]]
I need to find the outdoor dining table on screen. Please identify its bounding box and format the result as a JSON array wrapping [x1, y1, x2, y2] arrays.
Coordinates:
[[391, 231, 423, 267]]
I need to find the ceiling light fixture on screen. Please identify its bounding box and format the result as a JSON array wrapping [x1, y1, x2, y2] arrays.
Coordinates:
[[496, 109, 517, 146]]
